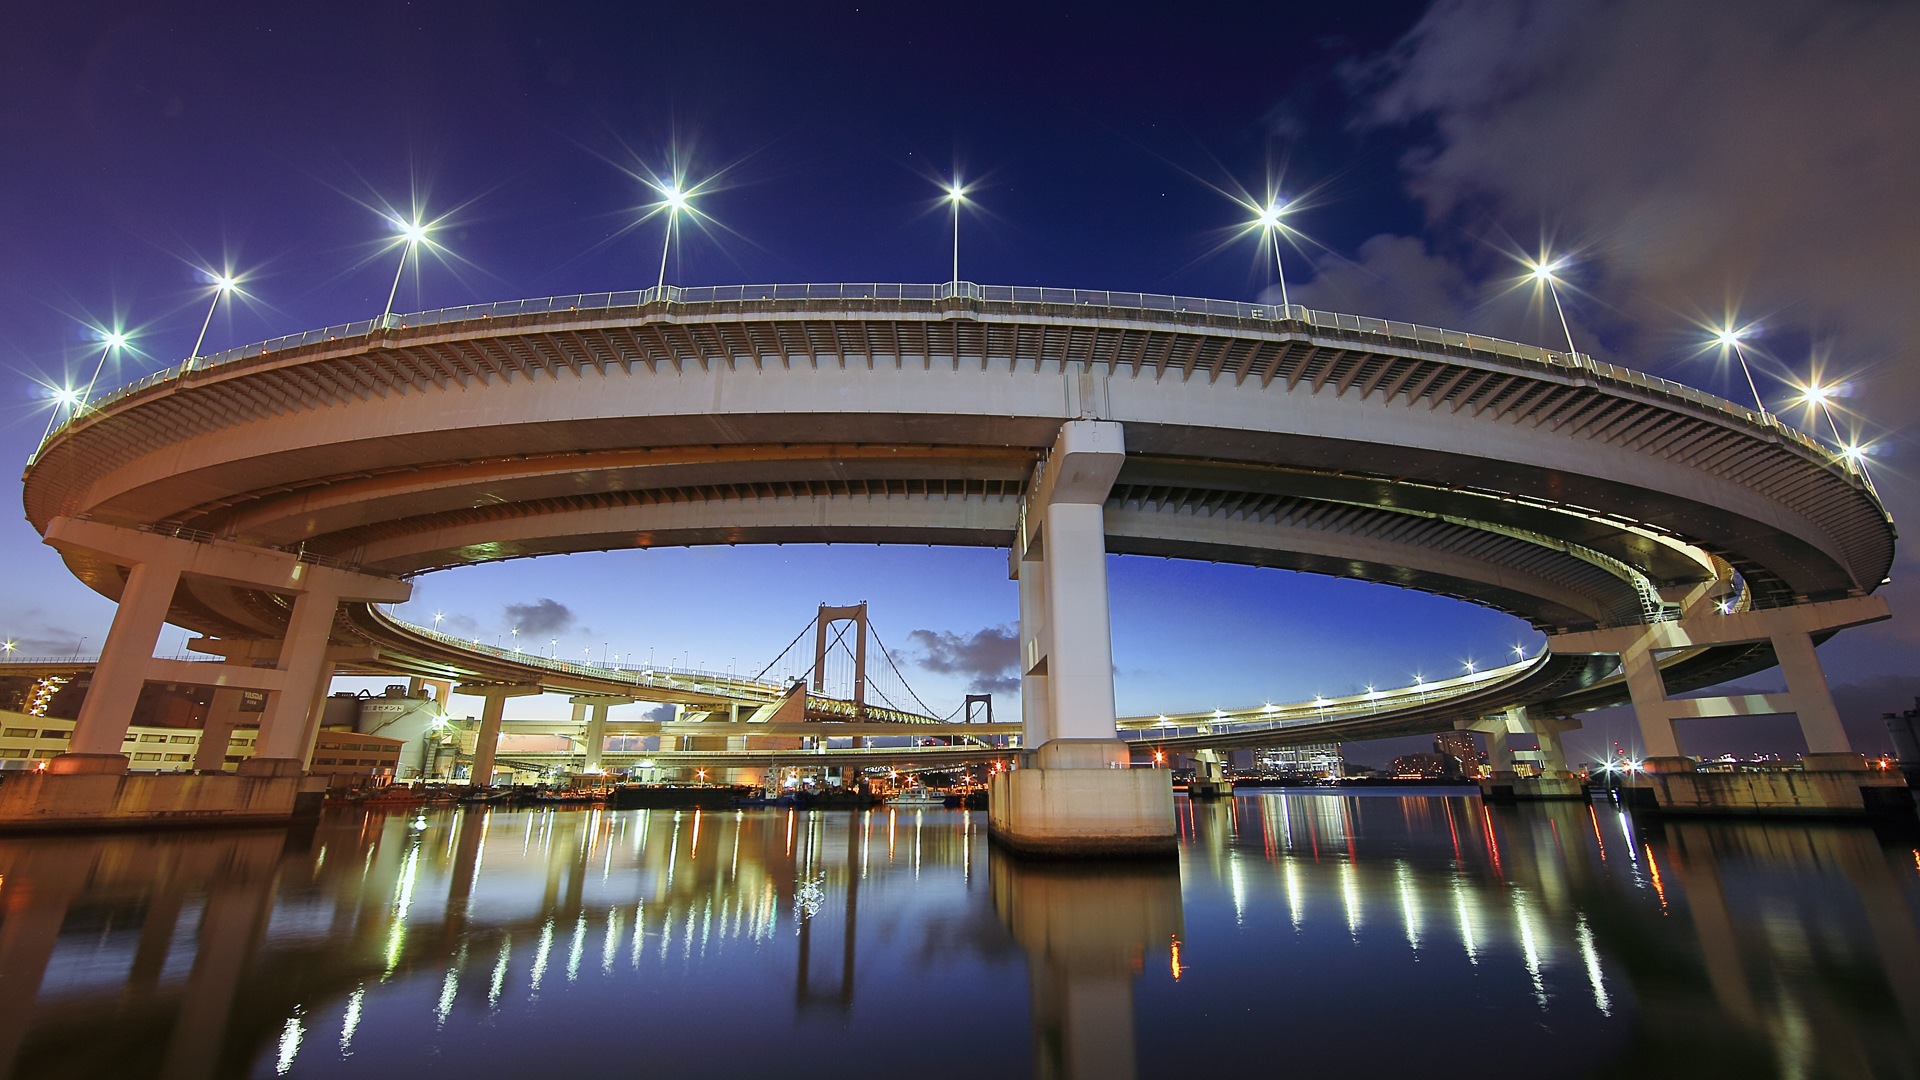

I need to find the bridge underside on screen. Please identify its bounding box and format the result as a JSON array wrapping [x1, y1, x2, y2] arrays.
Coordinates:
[[16, 291, 1894, 829]]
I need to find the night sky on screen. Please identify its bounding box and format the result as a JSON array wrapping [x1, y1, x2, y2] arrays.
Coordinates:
[[4, 1, 1916, 764]]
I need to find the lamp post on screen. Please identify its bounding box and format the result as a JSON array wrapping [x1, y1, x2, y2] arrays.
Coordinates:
[[77, 330, 131, 415], [945, 181, 967, 285], [1528, 259, 1580, 359], [1254, 201, 1293, 309], [189, 273, 239, 363], [382, 219, 430, 324], [654, 182, 690, 293], [1713, 327, 1768, 419]]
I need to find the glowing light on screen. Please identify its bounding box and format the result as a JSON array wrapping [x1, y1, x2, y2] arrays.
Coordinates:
[[1251, 198, 1296, 307], [100, 330, 129, 349], [2, 641, 13, 654], [1841, 442, 1868, 464], [1525, 254, 1580, 358], [943, 177, 969, 283], [1512, 644, 1526, 658], [1464, 659, 1477, 674], [381, 214, 437, 321], [661, 184, 689, 211], [212, 273, 238, 292], [1708, 323, 1768, 418]]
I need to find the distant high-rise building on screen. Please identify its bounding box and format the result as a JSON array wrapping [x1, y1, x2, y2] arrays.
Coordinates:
[[1255, 743, 1344, 778], [1434, 730, 1483, 777], [1390, 752, 1448, 778]]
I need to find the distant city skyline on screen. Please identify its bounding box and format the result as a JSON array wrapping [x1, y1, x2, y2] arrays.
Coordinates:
[[5, 0, 1916, 768]]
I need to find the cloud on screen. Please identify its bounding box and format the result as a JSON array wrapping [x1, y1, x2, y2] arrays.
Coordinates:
[[644, 703, 676, 723], [1346, 0, 1920, 450], [503, 598, 576, 636], [1330, 0, 1920, 661], [893, 625, 1021, 695], [0, 609, 94, 657]]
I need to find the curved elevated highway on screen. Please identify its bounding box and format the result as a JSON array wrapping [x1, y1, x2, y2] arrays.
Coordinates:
[[20, 283, 1894, 780]]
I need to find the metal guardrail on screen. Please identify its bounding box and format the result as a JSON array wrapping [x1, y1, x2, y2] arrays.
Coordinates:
[[37, 282, 1861, 484], [1117, 659, 1539, 743], [392, 615, 786, 698]]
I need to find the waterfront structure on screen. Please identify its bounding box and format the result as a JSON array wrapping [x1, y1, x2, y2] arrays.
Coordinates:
[[1253, 743, 1343, 777], [14, 283, 1899, 835]]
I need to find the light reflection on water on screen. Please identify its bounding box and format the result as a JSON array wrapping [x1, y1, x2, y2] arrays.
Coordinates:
[[0, 793, 1914, 1078]]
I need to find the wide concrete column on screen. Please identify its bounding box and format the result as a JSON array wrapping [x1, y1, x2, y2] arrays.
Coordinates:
[[1017, 565, 1051, 746], [462, 684, 542, 785], [1484, 714, 1517, 775], [570, 695, 627, 772], [1529, 714, 1580, 774], [1770, 632, 1853, 756], [243, 586, 342, 775], [193, 689, 254, 772], [1620, 637, 1688, 767], [54, 561, 183, 773], [994, 421, 1174, 857]]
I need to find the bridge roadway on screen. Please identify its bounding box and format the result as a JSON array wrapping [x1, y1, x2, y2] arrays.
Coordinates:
[[18, 282, 1895, 796]]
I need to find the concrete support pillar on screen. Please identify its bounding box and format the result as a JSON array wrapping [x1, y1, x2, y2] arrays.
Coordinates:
[[1482, 722, 1515, 775], [1621, 637, 1687, 765], [569, 695, 625, 773], [472, 693, 508, 786], [194, 688, 252, 772], [248, 586, 342, 772], [56, 561, 182, 772], [463, 685, 541, 786], [1040, 501, 1118, 741], [1017, 558, 1051, 747], [1770, 632, 1852, 755], [994, 421, 1174, 856], [1530, 717, 1577, 775]]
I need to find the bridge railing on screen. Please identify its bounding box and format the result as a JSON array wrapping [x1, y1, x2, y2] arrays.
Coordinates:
[[388, 614, 786, 698], [1118, 658, 1539, 742], [41, 282, 1862, 484]]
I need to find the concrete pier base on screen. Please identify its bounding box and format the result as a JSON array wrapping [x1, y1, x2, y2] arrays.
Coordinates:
[[989, 741, 1176, 858], [0, 771, 325, 833], [1622, 755, 1914, 817], [1479, 773, 1589, 802]]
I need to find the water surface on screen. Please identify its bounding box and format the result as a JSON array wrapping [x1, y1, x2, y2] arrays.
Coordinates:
[[1, 791, 1916, 1079]]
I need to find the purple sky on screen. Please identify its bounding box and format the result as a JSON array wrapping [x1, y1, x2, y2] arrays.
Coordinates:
[[4, 1, 1916, 765]]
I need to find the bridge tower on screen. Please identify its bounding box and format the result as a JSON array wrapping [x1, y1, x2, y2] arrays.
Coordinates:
[[811, 602, 868, 718], [996, 420, 1176, 856]]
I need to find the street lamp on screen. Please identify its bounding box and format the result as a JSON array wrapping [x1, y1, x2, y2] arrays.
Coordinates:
[[1796, 381, 1849, 449], [654, 181, 691, 292], [1712, 326, 1768, 419], [77, 329, 131, 415], [945, 180, 967, 285], [1528, 258, 1581, 359], [382, 218, 431, 323], [1254, 201, 1294, 309], [189, 272, 240, 363]]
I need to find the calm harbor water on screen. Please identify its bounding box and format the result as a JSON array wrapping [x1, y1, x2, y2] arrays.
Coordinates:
[[1, 791, 1916, 1079]]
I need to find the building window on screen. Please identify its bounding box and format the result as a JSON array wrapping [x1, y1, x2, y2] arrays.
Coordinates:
[[132, 753, 162, 761], [2, 728, 34, 738]]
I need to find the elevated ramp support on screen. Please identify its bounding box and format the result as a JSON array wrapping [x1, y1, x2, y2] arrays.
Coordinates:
[[1467, 708, 1586, 802], [995, 421, 1175, 857], [1187, 749, 1232, 799], [458, 683, 543, 785], [1, 517, 406, 830], [1553, 595, 1911, 816], [569, 694, 629, 773]]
